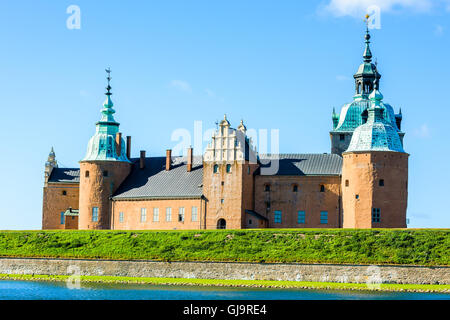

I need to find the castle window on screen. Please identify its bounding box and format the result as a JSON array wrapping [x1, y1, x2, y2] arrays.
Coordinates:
[[274, 210, 282, 223], [85, 171, 90, 178], [379, 179, 385, 187], [153, 208, 159, 222], [247, 167, 250, 175], [249, 219, 252, 225], [166, 207, 172, 221], [372, 208, 381, 223], [178, 207, 185, 222], [140, 208, 147, 223], [226, 164, 232, 173], [60, 212, 65, 225], [266, 202, 271, 211], [340, 134, 345, 141], [213, 164, 219, 173], [293, 185, 298, 192], [191, 206, 198, 222], [221, 199, 224, 204], [62, 190, 67, 196], [345, 180, 349, 187], [265, 184, 271, 192], [355, 194, 359, 199], [221, 181, 224, 186], [92, 207, 98, 222], [297, 211, 305, 224], [320, 185, 325, 192], [103, 170, 108, 177], [119, 212, 124, 223], [320, 211, 328, 224]]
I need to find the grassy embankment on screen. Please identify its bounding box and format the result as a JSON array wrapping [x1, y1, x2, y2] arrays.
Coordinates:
[[0, 229, 448, 265], [0, 274, 449, 293]]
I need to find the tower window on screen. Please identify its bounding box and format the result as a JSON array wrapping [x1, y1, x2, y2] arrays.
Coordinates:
[[379, 179, 385, 187], [92, 207, 98, 222], [355, 194, 359, 199], [103, 170, 108, 177], [293, 185, 298, 192], [372, 208, 381, 223], [320, 185, 325, 192], [339, 134, 345, 141], [62, 190, 67, 196], [345, 180, 349, 187], [226, 164, 232, 173], [265, 184, 271, 192], [85, 171, 90, 178], [274, 210, 282, 224], [221, 199, 224, 204], [213, 164, 219, 173], [320, 211, 328, 224]]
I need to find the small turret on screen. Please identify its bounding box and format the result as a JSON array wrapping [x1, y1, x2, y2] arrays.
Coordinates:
[[332, 108, 339, 129], [44, 147, 58, 187]]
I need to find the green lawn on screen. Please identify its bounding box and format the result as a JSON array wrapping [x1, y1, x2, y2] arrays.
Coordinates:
[[0, 274, 449, 293], [0, 229, 448, 266]]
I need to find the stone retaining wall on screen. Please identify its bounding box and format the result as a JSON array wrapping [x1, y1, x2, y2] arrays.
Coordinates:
[[0, 258, 448, 285]]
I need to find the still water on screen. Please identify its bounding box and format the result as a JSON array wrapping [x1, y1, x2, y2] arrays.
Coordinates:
[[0, 280, 448, 300]]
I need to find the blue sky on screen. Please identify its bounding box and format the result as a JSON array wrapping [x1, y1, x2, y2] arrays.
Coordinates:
[[0, 0, 449, 229]]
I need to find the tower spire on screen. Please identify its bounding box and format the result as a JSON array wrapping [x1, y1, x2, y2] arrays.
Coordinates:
[[105, 67, 112, 96], [363, 15, 372, 63]]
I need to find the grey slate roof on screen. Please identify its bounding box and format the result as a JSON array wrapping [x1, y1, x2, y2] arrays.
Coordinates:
[[258, 154, 342, 176], [48, 168, 80, 183], [112, 156, 204, 200]]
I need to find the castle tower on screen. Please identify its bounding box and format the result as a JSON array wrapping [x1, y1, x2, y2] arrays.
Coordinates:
[[330, 23, 403, 155], [44, 147, 58, 187], [202, 116, 258, 229], [78, 69, 132, 230], [341, 76, 408, 228]]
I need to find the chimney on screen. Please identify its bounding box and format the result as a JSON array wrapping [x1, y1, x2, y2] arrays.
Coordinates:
[[140, 150, 146, 169], [126, 136, 131, 159], [166, 149, 172, 171], [187, 147, 193, 172], [115, 132, 122, 157]]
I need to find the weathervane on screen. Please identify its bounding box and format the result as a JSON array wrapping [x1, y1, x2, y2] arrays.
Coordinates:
[[105, 67, 112, 96]]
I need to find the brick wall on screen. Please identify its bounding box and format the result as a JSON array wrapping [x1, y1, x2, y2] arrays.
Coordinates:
[[111, 198, 205, 230], [42, 183, 79, 229], [254, 175, 342, 228]]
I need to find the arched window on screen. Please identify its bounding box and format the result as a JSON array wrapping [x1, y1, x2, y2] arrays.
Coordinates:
[[320, 185, 325, 192], [264, 184, 271, 192], [62, 190, 67, 196], [293, 185, 298, 192], [213, 164, 219, 173], [226, 164, 231, 173]]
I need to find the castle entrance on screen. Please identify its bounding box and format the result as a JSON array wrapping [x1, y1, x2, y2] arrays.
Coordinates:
[[217, 219, 226, 229]]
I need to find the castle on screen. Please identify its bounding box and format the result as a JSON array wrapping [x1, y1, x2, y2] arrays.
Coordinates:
[[42, 28, 408, 230]]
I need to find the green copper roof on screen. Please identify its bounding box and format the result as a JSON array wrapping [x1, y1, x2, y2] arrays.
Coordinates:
[[81, 70, 130, 162], [345, 82, 404, 153], [332, 98, 400, 132]]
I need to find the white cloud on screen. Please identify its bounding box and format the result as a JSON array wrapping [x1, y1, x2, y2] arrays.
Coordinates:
[[336, 75, 351, 81], [434, 24, 444, 36], [205, 88, 216, 97], [170, 80, 192, 93], [322, 0, 432, 17], [413, 123, 431, 138]]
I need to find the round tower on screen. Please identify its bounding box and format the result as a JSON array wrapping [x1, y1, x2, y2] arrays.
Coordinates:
[[78, 69, 132, 230], [342, 75, 408, 229]]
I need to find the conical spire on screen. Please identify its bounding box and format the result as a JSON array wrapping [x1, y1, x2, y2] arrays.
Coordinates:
[[363, 27, 372, 63], [99, 68, 117, 124]]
